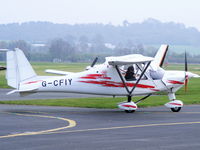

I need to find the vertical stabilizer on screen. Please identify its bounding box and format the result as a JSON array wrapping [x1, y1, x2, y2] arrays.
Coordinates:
[[6, 48, 37, 89]]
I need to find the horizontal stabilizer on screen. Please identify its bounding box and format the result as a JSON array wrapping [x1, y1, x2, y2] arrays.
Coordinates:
[[7, 86, 38, 95]]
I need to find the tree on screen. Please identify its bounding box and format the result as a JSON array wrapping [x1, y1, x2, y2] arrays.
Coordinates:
[[49, 38, 76, 62], [0, 41, 7, 61], [8, 40, 31, 58]]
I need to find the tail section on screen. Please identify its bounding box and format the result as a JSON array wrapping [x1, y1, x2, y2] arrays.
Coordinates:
[[6, 48, 37, 89], [151, 45, 169, 70]]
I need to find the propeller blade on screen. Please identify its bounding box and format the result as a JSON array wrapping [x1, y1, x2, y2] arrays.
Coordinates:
[[185, 76, 188, 92], [91, 57, 98, 67], [185, 51, 188, 72], [184, 51, 188, 92]]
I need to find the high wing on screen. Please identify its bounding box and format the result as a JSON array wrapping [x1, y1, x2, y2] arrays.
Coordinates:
[[106, 54, 154, 66], [45, 69, 74, 75]]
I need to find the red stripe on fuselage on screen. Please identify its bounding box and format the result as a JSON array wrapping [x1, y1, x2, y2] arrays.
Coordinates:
[[24, 80, 42, 84], [79, 80, 155, 88], [150, 89, 160, 91], [80, 74, 111, 80]]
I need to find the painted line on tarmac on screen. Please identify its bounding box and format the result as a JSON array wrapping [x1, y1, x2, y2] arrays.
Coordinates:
[[1, 111, 200, 138], [47, 121, 200, 135], [0, 112, 76, 139]]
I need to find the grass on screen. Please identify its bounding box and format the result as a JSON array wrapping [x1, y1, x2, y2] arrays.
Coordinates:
[[0, 92, 199, 109], [0, 96, 168, 109], [0, 62, 200, 109]]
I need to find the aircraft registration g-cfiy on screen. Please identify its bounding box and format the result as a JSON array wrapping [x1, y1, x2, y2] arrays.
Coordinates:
[[1, 45, 199, 113]]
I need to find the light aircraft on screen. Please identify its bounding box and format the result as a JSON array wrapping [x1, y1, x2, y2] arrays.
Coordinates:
[[1, 45, 199, 113]]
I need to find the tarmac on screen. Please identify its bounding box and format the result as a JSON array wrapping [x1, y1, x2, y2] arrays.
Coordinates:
[[1, 104, 200, 150]]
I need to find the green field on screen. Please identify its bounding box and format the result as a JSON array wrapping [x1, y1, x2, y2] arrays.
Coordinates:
[[0, 62, 200, 109]]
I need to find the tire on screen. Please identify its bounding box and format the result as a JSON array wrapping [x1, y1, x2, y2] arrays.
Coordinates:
[[171, 107, 181, 112], [125, 110, 135, 113]]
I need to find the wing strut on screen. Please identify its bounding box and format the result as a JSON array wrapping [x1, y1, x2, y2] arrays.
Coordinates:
[[115, 61, 151, 97], [115, 65, 130, 94], [129, 61, 151, 94]]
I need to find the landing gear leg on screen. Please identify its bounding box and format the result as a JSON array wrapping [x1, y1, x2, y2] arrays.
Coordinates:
[[125, 96, 135, 113], [128, 95, 131, 102]]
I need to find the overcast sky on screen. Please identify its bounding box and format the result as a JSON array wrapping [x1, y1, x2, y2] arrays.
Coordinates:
[[1, 0, 200, 30]]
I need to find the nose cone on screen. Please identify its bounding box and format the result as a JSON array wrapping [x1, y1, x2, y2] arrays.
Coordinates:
[[187, 72, 200, 78]]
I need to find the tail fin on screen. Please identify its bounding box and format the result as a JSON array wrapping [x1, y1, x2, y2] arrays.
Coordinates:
[[6, 48, 37, 89], [151, 45, 169, 70]]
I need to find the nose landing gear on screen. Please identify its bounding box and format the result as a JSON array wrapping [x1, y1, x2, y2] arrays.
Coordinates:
[[165, 93, 183, 112]]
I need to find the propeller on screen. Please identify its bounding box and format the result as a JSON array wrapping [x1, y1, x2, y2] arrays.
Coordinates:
[[91, 57, 98, 67], [86, 57, 98, 70], [184, 51, 188, 92]]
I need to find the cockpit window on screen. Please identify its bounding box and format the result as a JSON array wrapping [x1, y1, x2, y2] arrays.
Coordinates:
[[125, 66, 136, 81], [122, 64, 148, 81]]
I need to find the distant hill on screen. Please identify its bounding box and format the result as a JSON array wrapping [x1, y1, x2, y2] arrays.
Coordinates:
[[0, 18, 200, 46], [148, 44, 200, 55]]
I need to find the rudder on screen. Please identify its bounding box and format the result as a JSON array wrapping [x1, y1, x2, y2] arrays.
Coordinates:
[[6, 48, 37, 89]]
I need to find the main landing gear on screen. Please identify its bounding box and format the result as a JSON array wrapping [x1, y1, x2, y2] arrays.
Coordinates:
[[118, 94, 152, 113], [118, 96, 137, 113]]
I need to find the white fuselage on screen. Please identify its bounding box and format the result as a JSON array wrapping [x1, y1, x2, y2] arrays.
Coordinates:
[[20, 63, 186, 96]]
